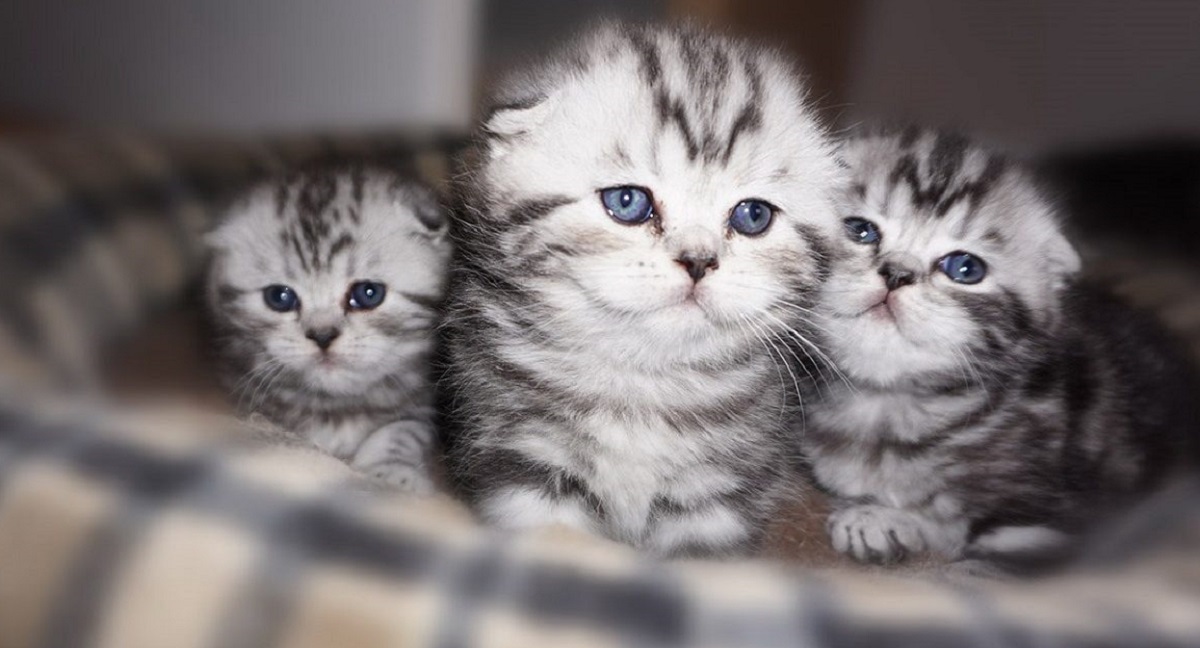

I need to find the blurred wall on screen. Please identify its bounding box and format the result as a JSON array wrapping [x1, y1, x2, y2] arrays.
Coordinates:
[[483, 0, 664, 84], [4, 0, 1198, 153], [0, 0, 480, 134], [847, 0, 1200, 153]]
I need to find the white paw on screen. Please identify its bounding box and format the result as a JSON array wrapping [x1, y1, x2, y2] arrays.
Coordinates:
[[350, 420, 438, 495], [359, 461, 436, 495], [828, 504, 927, 564]]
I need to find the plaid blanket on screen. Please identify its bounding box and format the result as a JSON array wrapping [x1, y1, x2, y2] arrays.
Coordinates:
[[2, 404, 1199, 648], [1, 132, 1199, 648]]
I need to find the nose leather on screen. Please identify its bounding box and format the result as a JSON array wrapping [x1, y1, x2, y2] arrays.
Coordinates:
[[305, 327, 341, 350], [879, 262, 917, 291], [676, 252, 719, 282]]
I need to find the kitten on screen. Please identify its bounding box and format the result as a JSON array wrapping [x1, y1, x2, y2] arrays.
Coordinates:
[[802, 128, 1200, 568], [206, 166, 450, 492], [441, 23, 844, 557]]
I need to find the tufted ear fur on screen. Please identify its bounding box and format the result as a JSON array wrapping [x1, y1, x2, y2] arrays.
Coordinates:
[[483, 93, 560, 139]]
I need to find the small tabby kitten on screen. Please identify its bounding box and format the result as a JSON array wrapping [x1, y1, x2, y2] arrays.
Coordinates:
[[207, 166, 450, 491], [802, 129, 1200, 567], [442, 23, 844, 557]]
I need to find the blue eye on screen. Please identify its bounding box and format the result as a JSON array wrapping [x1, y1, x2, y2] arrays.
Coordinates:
[[729, 200, 775, 236], [600, 186, 653, 224], [263, 285, 299, 312], [938, 252, 988, 284], [348, 281, 387, 310], [843, 217, 881, 245]]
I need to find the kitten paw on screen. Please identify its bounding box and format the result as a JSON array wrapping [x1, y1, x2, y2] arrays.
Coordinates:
[[828, 504, 927, 565], [360, 462, 436, 495], [351, 420, 438, 495]]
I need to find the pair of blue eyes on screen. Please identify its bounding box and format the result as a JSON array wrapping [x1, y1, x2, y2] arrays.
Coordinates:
[[842, 217, 988, 285], [599, 186, 774, 236], [262, 281, 387, 312]]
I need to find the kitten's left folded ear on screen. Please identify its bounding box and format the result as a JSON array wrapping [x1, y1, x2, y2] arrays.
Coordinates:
[[483, 92, 560, 139], [1045, 228, 1082, 288], [405, 184, 447, 233]]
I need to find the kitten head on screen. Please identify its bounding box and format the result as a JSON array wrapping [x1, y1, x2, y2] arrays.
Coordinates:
[[206, 167, 450, 399], [818, 129, 1081, 387], [459, 23, 843, 366]]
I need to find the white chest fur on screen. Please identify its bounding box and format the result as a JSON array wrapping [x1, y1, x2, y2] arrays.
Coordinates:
[[805, 388, 984, 508], [579, 411, 722, 540], [499, 403, 753, 553], [810, 388, 982, 443]]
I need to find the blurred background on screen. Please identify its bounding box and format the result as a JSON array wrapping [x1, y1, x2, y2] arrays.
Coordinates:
[[4, 0, 1200, 152]]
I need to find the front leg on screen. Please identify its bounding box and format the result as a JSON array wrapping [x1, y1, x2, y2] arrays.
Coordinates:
[[827, 503, 967, 564], [477, 485, 597, 535], [459, 446, 599, 536], [350, 419, 437, 494]]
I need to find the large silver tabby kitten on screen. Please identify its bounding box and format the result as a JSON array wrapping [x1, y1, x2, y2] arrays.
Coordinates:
[[803, 128, 1200, 568], [441, 24, 843, 557], [207, 167, 450, 491]]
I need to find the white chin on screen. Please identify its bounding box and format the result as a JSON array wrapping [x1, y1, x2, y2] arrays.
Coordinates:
[[828, 318, 946, 386], [304, 362, 369, 394]]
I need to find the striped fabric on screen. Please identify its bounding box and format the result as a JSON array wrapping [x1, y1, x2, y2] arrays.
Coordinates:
[[1, 132, 1199, 647], [2, 404, 1199, 648]]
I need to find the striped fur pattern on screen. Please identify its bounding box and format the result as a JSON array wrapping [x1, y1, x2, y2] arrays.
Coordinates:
[[442, 23, 844, 557], [802, 129, 1200, 567], [206, 166, 450, 491]]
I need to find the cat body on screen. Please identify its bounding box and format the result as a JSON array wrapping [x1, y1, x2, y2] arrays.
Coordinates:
[[206, 166, 450, 491], [802, 129, 1200, 567], [442, 23, 844, 556]]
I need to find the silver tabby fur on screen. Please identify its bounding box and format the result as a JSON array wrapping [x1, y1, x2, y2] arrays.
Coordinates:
[[802, 128, 1200, 568], [206, 166, 450, 492], [441, 23, 844, 557]]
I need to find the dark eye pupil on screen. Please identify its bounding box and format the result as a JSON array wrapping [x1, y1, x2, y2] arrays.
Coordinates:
[[843, 218, 879, 244], [349, 282, 386, 310], [730, 200, 773, 236], [940, 252, 986, 284], [263, 285, 297, 312], [601, 186, 652, 224]]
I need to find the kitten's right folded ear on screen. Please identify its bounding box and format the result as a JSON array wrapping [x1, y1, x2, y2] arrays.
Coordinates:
[[483, 93, 560, 139]]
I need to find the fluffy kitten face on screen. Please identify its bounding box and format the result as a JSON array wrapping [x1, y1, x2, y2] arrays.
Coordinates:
[[819, 130, 1081, 386], [207, 169, 449, 398], [471, 24, 843, 367]]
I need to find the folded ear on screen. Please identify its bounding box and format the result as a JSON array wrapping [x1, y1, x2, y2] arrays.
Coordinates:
[[1045, 228, 1082, 289], [204, 218, 232, 249], [483, 93, 559, 138]]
